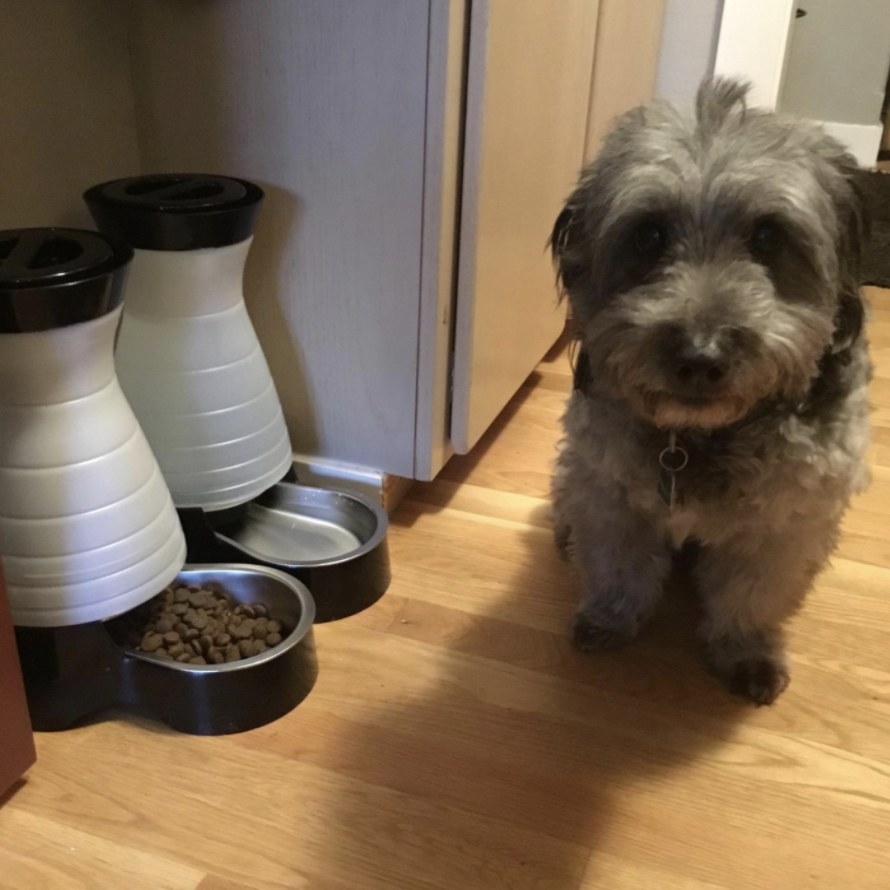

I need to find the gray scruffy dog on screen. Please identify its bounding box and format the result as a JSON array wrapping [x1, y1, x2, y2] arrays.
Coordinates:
[[550, 78, 870, 704]]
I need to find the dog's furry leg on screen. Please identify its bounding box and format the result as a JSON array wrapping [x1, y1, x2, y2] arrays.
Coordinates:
[[695, 521, 839, 704], [558, 483, 671, 651]]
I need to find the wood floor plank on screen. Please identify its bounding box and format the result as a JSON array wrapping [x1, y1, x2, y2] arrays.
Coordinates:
[[242, 623, 890, 889], [0, 808, 205, 890], [23, 717, 589, 890]]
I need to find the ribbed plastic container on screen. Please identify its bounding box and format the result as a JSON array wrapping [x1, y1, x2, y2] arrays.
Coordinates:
[[0, 228, 186, 626], [85, 175, 292, 512]]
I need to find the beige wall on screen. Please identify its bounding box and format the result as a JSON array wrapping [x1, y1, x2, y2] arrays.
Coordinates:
[[780, 0, 890, 126], [0, 1, 141, 230], [655, 0, 723, 106]]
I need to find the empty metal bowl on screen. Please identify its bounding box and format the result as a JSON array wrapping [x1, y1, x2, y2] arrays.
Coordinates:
[[181, 482, 392, 622]]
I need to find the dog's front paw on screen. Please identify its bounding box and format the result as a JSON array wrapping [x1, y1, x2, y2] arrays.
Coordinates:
[[571, 611, 637, 652], [721, 656, 790, 705]]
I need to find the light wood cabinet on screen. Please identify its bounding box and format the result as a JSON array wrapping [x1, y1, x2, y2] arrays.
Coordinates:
[[1, 0, 664, 484], [452, 0, 599, 455]]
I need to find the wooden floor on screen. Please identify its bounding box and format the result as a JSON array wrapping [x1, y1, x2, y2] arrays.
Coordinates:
[[3, 292, 890, 889]]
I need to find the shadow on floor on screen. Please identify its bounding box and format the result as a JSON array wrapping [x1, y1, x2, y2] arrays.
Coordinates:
[[313, 495, 751, 888]]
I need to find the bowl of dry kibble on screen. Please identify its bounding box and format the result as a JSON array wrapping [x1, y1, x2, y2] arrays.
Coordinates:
[[108, 564, 317, 734]]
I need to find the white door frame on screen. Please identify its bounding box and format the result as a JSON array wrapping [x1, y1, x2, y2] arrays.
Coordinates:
[[713, 0, 796, 109], [713, 0, 882, 166]]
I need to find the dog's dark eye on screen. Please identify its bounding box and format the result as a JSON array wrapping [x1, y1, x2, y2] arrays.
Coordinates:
[[633, 221, 667, 256], [749, 219, 783, 261]]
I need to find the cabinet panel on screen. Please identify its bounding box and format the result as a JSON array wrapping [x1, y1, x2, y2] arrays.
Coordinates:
[[451, 0, 599, 454], [413, 0, 468, 481], [0, 565, 35, 796], [585, 0, 667, 159]]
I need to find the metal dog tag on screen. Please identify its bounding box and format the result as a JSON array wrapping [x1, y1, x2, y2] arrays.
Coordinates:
[[657, 467, 677, 509], [658, 432, 689, 510]]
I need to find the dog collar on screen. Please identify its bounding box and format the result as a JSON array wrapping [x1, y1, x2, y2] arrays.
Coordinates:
[[572, 346, 689, 509], [571, 341, 845, 512]]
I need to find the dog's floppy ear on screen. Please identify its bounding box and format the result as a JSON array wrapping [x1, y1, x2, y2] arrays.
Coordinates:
[[833, 291, 864, 354], [549, 198, 587, 298], [830, 163, 870, 354]]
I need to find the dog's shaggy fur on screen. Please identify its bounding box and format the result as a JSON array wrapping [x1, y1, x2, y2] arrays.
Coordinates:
[[550, 79, 870, 704]]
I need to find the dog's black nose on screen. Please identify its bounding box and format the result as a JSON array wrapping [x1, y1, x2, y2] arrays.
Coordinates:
[[673, 351, 727, 389]]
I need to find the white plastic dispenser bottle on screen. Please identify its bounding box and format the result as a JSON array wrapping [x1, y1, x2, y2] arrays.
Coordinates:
[[0, 228, 186, 626], [84, 175, 292, 512]]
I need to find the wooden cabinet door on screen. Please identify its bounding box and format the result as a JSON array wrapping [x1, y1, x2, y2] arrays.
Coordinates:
[[449, 0, 599, 454], [0, 563, 36, 796]]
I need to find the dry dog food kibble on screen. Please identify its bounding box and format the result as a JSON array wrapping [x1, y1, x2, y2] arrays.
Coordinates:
[[122, 585, 288, 665]]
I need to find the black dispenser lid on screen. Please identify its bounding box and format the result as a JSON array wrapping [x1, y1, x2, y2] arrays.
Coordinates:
[[0, 228, 133, 333], [83, 174, 265, 251]]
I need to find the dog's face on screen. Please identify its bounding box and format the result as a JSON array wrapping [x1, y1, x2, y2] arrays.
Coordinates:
[[553, 79, 867, 430]]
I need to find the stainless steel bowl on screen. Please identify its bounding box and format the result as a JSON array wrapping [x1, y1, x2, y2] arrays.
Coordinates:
[[122, 564, 315, 672], [16, 564, 318, 735], [207, 482, 392, 622]]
